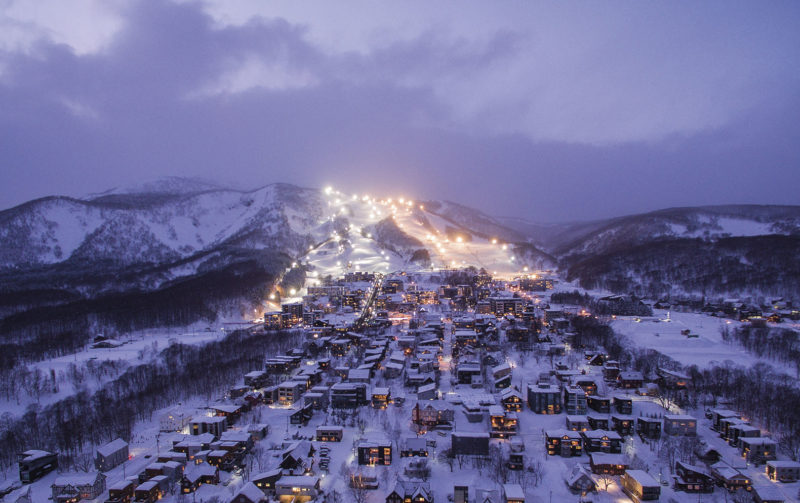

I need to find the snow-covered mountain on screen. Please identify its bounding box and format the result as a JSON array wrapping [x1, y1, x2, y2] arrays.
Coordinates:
[[542, 205, 800, 300]]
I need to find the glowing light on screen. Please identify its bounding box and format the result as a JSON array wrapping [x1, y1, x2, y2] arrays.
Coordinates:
[[456, 237, 463, 243], [269, 293, 276, 300], [289, 288, 297, 295], [291, 262, 298, 268], [419, 205, 425, 210], [324, 186, 333, 195], [502, 244, 508, 250], [491, 238, 497, 244], [523, 266, 529, 272]]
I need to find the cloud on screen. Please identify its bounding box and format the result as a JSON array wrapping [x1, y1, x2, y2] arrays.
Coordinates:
[[0, 0, 798, 220]]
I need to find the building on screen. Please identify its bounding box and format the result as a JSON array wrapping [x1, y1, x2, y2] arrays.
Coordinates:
[[613, 395, 632, 414], [489, 406, 518, 438], [51, 473, 106, 502], [611, 414, 635, 437], [617, 371, 644, 389], [18, 450, 58, 483], [663, 414, 697, 436], [564, 386, 587, 415], [330, 382, 367, 408], [357, 439, 392, 466], [190, 416, 227, 438], [621, 470, 660, 501], [412, 401, 455, 428], [502, 483, 525, 503], [274, 476, 320, 503], [250, 469, 282, 494], [160, 409, 192, 433], [589, 453, 628, 475], [452, 432, 490, 456], [673, 461, 715, 493], [500, 387, 523, 412], [586, 395, 610, 414], [637, 417, 662, 439], [180, 464, 219, 493], [766, 460, 800, 482], [231, 481, 267, 503], [372, 387, 391, 408], [277, 380, 307, 406], [581, 430, 622, 453], [106, 480, 134, 503], [527, 384, 562, 414], [95, 438, 129, 472], [566, 415, 590, 432], [740, 437, 777, 464], [545, 429, 583, 457], [315, 426, 343, 442], [385, 479, 432, 503]]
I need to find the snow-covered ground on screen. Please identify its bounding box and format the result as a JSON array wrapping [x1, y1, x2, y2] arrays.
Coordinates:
[[613, 310, 798, 375]]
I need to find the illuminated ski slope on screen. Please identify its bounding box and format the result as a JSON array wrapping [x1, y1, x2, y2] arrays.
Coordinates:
[[299, 186, 537, 289]]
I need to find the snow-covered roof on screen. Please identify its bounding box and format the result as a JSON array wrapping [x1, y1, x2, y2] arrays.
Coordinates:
[[234, 482, 265, 502], [96, 438, 128, 458]]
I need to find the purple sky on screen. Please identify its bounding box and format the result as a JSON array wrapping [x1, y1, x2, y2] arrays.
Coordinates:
[[1, 0, 798, 221]]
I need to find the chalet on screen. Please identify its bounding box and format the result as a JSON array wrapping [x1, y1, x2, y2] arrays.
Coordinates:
[[289, 404, 313, 425], [180, 463, 219, 493], [663, 414, 697, 436], [637, 417, 662, 439], [357, 438, 392, 466], [207, 449, 237, 471], [673, 461, 715, 493], [231, 482, 266, 503], [611, 414, 635, 436], [95, 438, 128, 472], [265, 355, 301, 374], [315, 426, 343, 442], [694, 442, 721, 464], [385, 479, 432, 503], [586, 395, 610, 414], [587, 413, 610, 431], [621, 470, 660, 501], [656, 368, 690, 389], [505, 326, 530, 343], [51, 473, 106, 502], [613, 395, 632, 414], [250, 468, 282, 494], [740, 437, 777, 464], [348, 368, 371, 384], [279, 441, 314, 473], [452, 432, 490, 456], [566, 415, 590, 432], [412, 401, 455, 428], [401, 437, 428, 458], [106, 480, 134, 503], [190, 417, 227, 438], [489, 406, 518, 438], [502, 483, 525, 503], [555, 369, 581, 383], [545, 429, 583, 457], [500, 387, 523, 412], [710, 461, 751, 492], [617, 371, 644, 389], [572, 377, 599, 396], [368, 387, 390, 408], [330, 382, 367, 408], [581, 430, 622, 453], [528, 384, 562, 414], [274, 476, 320, 503], [766, 460, 800, 482], [589, 452, 628, 475], [564, 386, 587, 415], [565, 464, 596, 496]]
